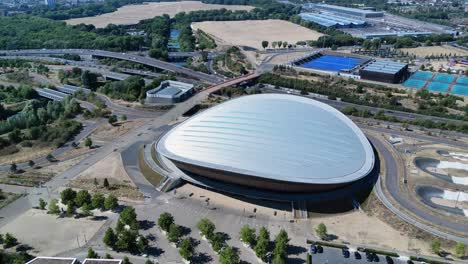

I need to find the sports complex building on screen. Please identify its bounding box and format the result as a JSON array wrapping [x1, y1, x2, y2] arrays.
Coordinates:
[[403, 71, 468, 96], [145, 80, 194, 104], [155, 94, 376, 197], [291, 51, 370, 74], [359, 60, 410, 84]]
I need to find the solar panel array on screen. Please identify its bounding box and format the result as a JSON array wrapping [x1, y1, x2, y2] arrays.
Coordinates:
[[299, 12, 366, 28], [362, 60, 407, 74]]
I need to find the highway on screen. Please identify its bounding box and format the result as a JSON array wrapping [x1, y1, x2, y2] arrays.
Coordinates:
[[0, 49, 223, 83], [262, 86, 467, 124]]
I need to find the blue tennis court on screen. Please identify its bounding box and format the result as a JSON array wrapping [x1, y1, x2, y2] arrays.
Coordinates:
[[426, 82, 449, 93], [451, 84, 468, 96], [411, 71, 433, 81], [456, 77, 468, 85], [433, 74, 455, 83], [403, 79, 426, 89], [299, 55, 361, 72]]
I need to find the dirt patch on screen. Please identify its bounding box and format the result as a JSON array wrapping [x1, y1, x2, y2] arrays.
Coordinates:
[[0, 209, 107, 256], [0, 145, 54, 166], [191, 20, 324, 50], [68, 152, 143, 201], [91, 120, 144, 142], [65, 1, 254, 28], [400, 45, 468, 58]]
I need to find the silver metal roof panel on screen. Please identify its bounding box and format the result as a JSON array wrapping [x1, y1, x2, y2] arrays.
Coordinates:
[[158, 94, 375, 185]]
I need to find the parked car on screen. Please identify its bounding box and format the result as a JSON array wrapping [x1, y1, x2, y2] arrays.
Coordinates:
[[354, 251, 361, 259], [342, 249, 350, 258], [310, 245, 317, 254]]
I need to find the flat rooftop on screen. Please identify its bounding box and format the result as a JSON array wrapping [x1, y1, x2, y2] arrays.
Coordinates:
[[362, 60, 408, 74], [299, 12, 366, 27], [146, 80, 194, 99], [303, 3, 383, 16], [83, 259, 122, 264], [27, 257, 76, 264]]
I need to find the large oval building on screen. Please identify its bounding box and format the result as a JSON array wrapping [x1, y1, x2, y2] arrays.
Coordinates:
[[157, 94, 375, 193]]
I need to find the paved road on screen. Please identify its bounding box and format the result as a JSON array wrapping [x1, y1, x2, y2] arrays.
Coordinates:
[[0, 49, 222, 83], [368, 135, 468, 242], [262, 87, 466, 124]]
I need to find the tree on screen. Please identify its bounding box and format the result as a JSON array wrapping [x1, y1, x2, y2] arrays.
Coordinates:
[[9, 163, 17, 173], [315, 223, 327, 240], [210, 232, 225, 253], [105, 253, 113, 259], [272, 41, 277, 49], [179, 238, 195, 261], [103, 227, 117, 248], [115, 229, 138, 252], [87, 247, 99, 258], [121, 115, 127, 121], [431, 239, 441, 254], [306, 253, 311, 264], [197, 218, 215, 239], [38, 198, 47, 210], [81, 203, 93, 216], [104, 194, 118, 210], [273, 229, 289, 263], [220, 246, 240, 264], [60, 188, 77, 206], [239, 225, 256, 247], [84, 137, 93, 148], [28, 160, 35, 168], [91, 193, 105, 210], [108, 115, 118, 125], [3, 233, 18, 249], [118, 206, 139, 231], [167, 223, 183, 243], [261, 40, 269, 50], [81, 70, 98, 87], [103, 178, 110, 189], [122, 256, 132, 264], [158, 212, 175, 232], [48, 198, 60, 214], [255, 227, 270, 261], [66, 202, 76, 216], [454, 242, 465, 257], [137, 235, 148, 253], [46, 153, 56, 162], [75, 190, 91, 207], [144, 259, 153, 264]]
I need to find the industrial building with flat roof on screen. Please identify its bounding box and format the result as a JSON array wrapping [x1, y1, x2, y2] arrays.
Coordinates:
[[360, 60, 410, 83], [145, 80, 194, 104], [302, 3, 384, 18], [157, 94, 375, 193], [299, 12, 367, 28]]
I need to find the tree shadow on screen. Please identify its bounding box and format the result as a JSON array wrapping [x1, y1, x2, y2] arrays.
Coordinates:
[[16, 244, 33, 252], [217, 232, 231, 242], [180, 225, 192, 236], [191, 252, 213, 264], [147, 246, 164, 257], [287, 257, 305, 264], [139, 219, 155, 230], [239, 261, 252, 264], [91, 215, 108, 221], [147, 233, 157, 242], [325, 234, 338, 241], [288, 244, 307, 255]]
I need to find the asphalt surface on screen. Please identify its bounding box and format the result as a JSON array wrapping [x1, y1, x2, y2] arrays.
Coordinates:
[[368, 135, 468, 242], [262, 87, 466, 124], [0, 49, 223, 83]]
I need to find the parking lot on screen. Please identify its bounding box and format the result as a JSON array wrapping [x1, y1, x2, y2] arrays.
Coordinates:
[[310, 246, 419, 264]]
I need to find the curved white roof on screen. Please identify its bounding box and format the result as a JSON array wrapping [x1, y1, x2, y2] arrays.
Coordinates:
[[157, 94, 374, 185]]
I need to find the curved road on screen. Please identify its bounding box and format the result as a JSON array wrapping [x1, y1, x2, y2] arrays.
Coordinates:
[[368, 135, 468, 243], [0, 49, 223, 83]]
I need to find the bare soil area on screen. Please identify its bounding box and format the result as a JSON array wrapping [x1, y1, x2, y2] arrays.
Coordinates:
[[68, 152, 143, 201], [65, 1, 254, 28], [400, 45, 468, 58], [0, 209, 107, 256], [192, 20, 324, 50]]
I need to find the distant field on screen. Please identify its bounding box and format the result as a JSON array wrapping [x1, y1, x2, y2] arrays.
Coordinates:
[[65, 1, 254, 28], [400, 45, 468, 57], [191, 20, 324, 50]]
